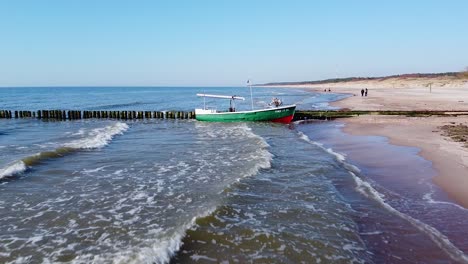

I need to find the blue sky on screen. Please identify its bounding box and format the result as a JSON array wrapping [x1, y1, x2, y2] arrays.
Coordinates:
[[0, 0, 467, 86]]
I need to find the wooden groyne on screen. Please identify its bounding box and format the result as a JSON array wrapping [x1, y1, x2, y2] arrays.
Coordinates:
[[0, 110, 195, 120], [1, 109, 468, 121]]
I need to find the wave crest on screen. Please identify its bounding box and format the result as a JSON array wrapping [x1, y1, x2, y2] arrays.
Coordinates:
[[0, 122, 128, 179], [65, 122, 128, 149], [0, 161, 27, 180]]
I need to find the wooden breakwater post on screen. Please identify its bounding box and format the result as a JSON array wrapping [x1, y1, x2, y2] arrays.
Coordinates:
[[0, 109, 197, 121], [13, 111, 34, 119], [0, 110, 12, 118]]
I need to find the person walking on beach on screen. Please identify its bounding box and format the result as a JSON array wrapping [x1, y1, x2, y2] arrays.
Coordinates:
[[365, 88, 368, 96], [361, 89, 364, 97]]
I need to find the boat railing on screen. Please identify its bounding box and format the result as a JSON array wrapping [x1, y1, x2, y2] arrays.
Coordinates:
[[204, 106, 217, 111]]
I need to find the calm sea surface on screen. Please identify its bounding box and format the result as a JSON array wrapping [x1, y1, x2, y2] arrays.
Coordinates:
[[0, 87, 467, 263]]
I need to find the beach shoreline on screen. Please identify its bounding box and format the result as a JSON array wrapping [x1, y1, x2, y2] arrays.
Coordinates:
[[322, 84, 467, 211], [339, 115, 468, 208], [326, 83, 468, 208], [266, 81, 468, 208], [266, 79, 468, 208]]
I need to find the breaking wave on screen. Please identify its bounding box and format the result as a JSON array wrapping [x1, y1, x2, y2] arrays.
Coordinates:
[[195, 123, 273, 180], [64, 122, 128, 149], [108, 208, 216, 264], [0, 122, 128, 179], [0, 161, 27, 180]]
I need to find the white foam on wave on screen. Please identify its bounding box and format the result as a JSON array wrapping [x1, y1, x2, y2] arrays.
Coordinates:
[[106, 208, 217, 264], [327, 147, 346, 162], [190, 254, 218, 262], [72, 128, 86, 136], [235, 124, 273, 178], [351, 172, 468, 263], [359, 231, 383, 236], [423, 184, 468, 212], [199, 123, 273, 178], [65, 122, 129, 149], [0, 123, 128, 180], [82, 166, 109, 174], [0, 161, 27, 179], [423, 193, 468, 211], [297, 131, 360, 173]]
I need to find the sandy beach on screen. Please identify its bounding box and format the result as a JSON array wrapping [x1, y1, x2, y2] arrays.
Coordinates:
[[329, 86, 468, 111], [268, 78, 468, 209]]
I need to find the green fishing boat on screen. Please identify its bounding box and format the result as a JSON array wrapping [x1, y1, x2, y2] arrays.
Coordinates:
[[195, 93, 296, 123]]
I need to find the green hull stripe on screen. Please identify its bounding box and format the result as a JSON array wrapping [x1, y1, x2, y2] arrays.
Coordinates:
[[196, 106, 295, 122]]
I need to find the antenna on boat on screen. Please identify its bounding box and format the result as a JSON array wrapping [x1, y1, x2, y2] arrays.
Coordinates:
[[247, 79, 253, 110], [203, 88, 206, 109]]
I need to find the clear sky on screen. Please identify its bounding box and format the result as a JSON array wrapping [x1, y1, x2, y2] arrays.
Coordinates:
[[0, 0, 467, 86]]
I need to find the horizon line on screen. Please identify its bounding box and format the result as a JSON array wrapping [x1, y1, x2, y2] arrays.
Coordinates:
[[0, 85, 252, 88]]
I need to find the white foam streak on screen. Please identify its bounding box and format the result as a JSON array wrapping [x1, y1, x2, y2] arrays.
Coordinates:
[[82, 166, 109, 174], [297, 131, 360, 173], [200, 123, 273, 180], [0, 161, 27, 179], [351, 172, 468, 264], [110, 208, 216, 264], [423, 188, 468, 212], [130, 231, 184, 264], [236, 125, 273, 179], [65, 122, 128, 149]]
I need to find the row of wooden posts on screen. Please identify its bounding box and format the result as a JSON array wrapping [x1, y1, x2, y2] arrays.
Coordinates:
[[0, 110, 196, 120], [4, 110, 466, 121]]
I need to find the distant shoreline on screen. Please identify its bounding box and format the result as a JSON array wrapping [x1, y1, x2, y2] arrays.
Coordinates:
[[257, 71, 468, 89]]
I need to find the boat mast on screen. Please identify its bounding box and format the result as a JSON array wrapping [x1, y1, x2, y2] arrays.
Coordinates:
[[203, 89, 206, 109], [248, 79, 253, 110]]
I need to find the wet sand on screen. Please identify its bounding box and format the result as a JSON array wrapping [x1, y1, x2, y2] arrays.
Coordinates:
[[340, 115, 468, 208]]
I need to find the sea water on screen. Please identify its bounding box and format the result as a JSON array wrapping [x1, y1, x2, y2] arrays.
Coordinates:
[[0, 87, 467, 263]]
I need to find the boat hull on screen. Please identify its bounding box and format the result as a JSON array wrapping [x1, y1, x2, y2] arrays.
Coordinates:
[[195, 105, 296, 123]]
